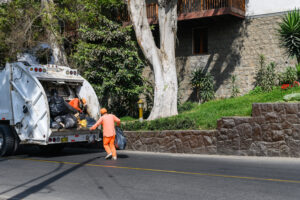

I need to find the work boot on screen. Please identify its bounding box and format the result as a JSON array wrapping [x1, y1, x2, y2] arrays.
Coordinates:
[[105, 153, 112, 159], [112, 156, 117, 160]]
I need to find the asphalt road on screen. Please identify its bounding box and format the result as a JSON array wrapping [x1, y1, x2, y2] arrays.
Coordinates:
[[1, 146, 300, 200]]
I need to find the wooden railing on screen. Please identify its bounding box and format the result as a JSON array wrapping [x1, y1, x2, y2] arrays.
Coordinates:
[[178, 0, 245, 15], [146, 3, 158, 19], [122, 0, 245, 23]]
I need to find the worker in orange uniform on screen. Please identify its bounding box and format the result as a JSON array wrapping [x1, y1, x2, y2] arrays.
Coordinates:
[[69, 98, 87, 113], [90, 108, 121, 160]]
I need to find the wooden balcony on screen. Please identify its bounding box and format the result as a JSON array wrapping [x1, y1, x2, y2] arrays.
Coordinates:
[[124, 0, 245, 24]]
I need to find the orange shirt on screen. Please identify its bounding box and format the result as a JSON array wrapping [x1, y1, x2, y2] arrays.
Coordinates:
[[91, 114, 121, 137], [69, 98, 82, 113]]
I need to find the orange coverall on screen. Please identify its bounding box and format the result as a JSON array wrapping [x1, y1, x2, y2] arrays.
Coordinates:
[[90, 114, 121, 157], [69, 98, 82, 113]]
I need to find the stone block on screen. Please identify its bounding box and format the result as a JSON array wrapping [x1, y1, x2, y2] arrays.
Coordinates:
[[284, 129, 293, 136], [232, 137, 241, 150], [282, 121, 292, 129], [241, 138, 252, 150], [192, 147, 207, 154], [183, 141, 191, 153], [264, 112, 279, 123], [285, 103, 298, 114], [252, 104, 261, 117], [273, 103, 286, 115], [221, 118, 235, 128], [279, 145, 290, 157], [253, 116, 266, 124], [206, 146, 217, 154], [272, 130, 285, 141], [252, 124, 262, 141], [235, 123, 252, 139], [270, 123, 282, 130], [260, 103, 274, 113], [234, 117, 251, 125], [203, 136, 213, 146], [197, 135, 205, 146], [262, 130, 273, 142], [285, 114, 300, 124], [189, 135, 199, 148], [292, 128, 300, 140]]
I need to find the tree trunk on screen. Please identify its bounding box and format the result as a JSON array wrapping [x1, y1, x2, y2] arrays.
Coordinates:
[[127, 0, 178, 120], [41, 0, 68, 66]]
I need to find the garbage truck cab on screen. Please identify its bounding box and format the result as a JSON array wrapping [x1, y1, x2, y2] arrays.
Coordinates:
[[0, 62, 101, 156]]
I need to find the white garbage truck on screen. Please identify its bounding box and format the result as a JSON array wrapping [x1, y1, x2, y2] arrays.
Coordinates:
[[0, 62, 101, 156]]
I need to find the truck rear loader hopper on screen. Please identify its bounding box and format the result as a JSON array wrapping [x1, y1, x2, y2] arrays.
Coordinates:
[[0, 62, 101, 156]]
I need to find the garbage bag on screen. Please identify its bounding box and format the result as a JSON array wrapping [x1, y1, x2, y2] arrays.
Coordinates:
[[51, 121, 62, 129], [86, 117, 96, 128], [49, 95, 70, 117], [114, 127, 126, 150], [62, 114, 77, 129], [54, 116, 64, 124]]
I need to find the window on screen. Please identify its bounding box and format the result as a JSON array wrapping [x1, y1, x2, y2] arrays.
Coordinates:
[[193, 28, 208, 54]]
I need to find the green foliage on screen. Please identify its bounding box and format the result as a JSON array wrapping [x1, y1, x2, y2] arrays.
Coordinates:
[[295, 63, 300, 79], [278, 9, 300, 63], [191, 69, 215, 103], [230, 74, 240, 98], [278, 66, 298, 84], [178, 101, 198, 114], [68, 1, 146, 117], [255, 55, 278, 91], [0, 0, 44, 66], [122, 117, 197, 131], [248, 86, 263, 95]]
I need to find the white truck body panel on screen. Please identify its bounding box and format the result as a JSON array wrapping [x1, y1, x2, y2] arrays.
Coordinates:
[[0, 62, 101, 145], [0, 65, 13, 122]]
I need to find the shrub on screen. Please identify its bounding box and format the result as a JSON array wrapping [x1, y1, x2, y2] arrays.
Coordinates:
[[278, 66, 298, 84], [296, 63, 300, 79], [278, 9, 300, 63], [248, 86, 263, 95], [178, 102, 198, 114], [255, 55, 278, 91], [191, 69, 215, 103], [121, 117, 197, 131]]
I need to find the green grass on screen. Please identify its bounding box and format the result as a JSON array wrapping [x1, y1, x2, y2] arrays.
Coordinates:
[[120, 116, 137, 122], [121, 87, 300, 131]]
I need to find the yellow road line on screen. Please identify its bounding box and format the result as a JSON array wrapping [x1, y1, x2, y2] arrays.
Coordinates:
[[17, 158, 300, 184]]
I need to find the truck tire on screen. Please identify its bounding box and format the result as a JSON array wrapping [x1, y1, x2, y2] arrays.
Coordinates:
[[0, 125, 15, 157]]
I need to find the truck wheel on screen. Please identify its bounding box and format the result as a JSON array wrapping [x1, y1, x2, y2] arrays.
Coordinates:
[[0, 125, 15, 157]]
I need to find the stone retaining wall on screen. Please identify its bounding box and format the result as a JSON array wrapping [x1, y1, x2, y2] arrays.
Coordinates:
[[124, 103, 300, 157]]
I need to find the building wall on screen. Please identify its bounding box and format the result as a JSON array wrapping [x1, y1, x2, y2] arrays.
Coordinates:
[[143, 12, 297, 102], [246, 0, 300, 16]]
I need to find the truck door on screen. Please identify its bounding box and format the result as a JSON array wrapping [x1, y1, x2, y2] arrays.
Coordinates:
[[10, 63, 50, 144]]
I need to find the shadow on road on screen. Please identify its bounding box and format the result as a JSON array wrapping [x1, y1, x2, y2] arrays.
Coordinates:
[[5, 156, 101, 200]]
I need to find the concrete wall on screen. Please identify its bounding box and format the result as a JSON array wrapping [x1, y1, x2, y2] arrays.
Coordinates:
[[246, 0, 300, 16], [124, 103, 300, 157]]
